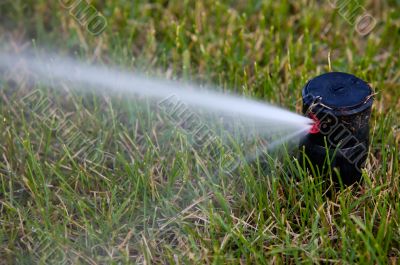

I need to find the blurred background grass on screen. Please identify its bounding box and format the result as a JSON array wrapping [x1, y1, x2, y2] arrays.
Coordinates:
[[0, 0, 399, 264]]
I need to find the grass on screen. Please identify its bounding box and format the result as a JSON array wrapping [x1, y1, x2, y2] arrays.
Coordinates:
[[0, 0, 399, 264]]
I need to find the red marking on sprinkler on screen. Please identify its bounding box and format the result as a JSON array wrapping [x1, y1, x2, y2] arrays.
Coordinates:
[[308, 113, 320, 134]]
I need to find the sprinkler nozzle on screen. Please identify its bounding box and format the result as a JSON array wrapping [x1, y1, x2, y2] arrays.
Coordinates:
[[308, 113, 320, 134]]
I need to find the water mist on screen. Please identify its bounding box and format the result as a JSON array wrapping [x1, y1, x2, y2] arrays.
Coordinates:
[[0, 50, 313, 171]]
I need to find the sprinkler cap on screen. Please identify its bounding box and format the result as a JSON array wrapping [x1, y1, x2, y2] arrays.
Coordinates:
[[302, 72, 374, 116]]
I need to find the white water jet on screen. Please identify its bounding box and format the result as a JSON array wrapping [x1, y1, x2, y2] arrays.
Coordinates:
[[0, 50, 312, 165]]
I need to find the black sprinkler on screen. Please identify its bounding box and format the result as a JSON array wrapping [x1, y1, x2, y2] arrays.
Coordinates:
[[299, 72, 374, 185]]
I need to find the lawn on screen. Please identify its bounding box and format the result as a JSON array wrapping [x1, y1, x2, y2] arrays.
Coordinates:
[[0, 0, 399, 264]]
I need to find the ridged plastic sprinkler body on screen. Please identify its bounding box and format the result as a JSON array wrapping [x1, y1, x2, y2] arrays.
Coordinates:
[[299, 72, 374, 185]]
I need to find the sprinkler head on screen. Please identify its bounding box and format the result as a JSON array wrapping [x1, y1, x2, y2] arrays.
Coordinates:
[[299, 72, 374, 186]]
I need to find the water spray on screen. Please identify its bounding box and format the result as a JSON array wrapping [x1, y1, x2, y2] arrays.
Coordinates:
[[0, 50, 313, 174], [299, 72, 374, 185]]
